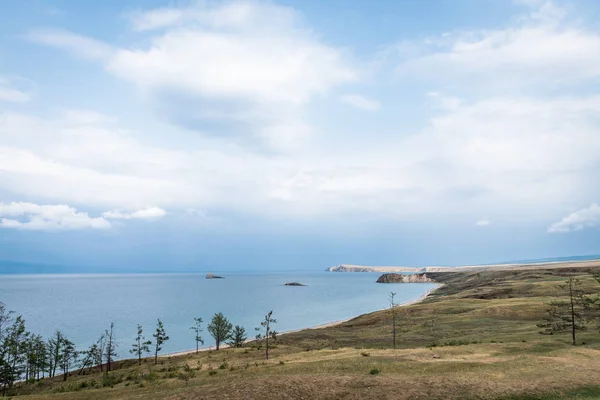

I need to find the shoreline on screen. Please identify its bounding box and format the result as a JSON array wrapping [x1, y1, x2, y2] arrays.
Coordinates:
[[165, 284, 442, 358]]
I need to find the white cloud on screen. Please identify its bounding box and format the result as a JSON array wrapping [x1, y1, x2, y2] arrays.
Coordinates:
[[28, 2, 358, 151], [548, 203, 600, 233], [9, 0, 600, 226], [476, 219, 490, 226], [395, 1, 600, 89], [0, 202, 110, 230], [0, 78, 32, 102], [426, 92, 462, 111], [26, 29, 113, 60], [340, 94, 381, 111], [103, 207, 166, 220]]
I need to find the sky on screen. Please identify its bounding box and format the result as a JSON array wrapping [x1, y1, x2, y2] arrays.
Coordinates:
[[1, 0, 600, 272]]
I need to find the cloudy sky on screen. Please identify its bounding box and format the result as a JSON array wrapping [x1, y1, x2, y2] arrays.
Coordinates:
[[1, 0, 599, 272]]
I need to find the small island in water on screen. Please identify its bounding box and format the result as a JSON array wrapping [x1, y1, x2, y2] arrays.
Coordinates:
[[205, 273, 224, 279], [284, 282, 306, 286]]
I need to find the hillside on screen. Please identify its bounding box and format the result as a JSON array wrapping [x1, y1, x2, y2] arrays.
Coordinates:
[[10, 265, 600, 399]]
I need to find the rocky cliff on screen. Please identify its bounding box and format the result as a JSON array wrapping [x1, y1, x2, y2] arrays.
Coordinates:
[[376, 273, 434, 283]]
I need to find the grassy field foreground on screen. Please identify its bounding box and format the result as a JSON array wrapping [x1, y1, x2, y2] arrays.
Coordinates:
[[11, 265, 600, 400]]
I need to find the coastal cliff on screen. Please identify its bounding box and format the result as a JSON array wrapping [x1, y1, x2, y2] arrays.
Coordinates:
[[376, 273, 434, 283]]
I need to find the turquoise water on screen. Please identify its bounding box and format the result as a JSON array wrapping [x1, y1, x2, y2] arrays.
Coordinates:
[[0, 272, 436, 355]]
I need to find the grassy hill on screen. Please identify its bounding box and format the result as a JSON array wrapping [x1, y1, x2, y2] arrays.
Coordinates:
[[10, 265, 600, 399]]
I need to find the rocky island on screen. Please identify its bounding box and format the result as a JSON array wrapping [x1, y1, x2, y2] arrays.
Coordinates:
[[205, 273, 224, 279], [284, 282, 306, 286], [376, 273, 433, 283]]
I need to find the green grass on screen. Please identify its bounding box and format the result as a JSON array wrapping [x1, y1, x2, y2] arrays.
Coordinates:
[[7, 265, 600, 399]]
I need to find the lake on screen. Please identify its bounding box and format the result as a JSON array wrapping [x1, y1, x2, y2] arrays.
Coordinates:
[[0, 271, 437, 355]]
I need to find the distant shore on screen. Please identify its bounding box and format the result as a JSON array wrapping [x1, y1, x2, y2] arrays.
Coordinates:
[[165, 284, 441, 358], [327, 258, 600, 273]]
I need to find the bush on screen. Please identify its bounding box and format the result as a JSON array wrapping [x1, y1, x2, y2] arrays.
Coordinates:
[[360, 352, 370, 357], [219, 361, 229, 370], [279, 361, 285, 365], [369, 368, 380, 375], [208, 370, 218, 376], [102, 373, 119, 388], [178, 365, 196, 382]]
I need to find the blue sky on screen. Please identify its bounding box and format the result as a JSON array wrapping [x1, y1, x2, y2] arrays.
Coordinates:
[[1, 0, 600, 272]]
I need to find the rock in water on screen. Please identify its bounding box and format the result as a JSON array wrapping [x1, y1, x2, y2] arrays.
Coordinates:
[[376, 273, 433, 283], [206, 273, 224, 279], [284, 282, 306, 286]]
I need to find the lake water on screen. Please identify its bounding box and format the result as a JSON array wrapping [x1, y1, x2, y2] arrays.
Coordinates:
[[0, 271, 437, 355]]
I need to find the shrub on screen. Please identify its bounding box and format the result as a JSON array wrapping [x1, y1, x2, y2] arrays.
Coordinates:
[[208, 370, 218, 376], [178, 365, 196, 382], [369, 368, 380, 375], [102, 373, 119, 388], [219, 361, 229, 370], [279, 361, 285, 365], [360, 352, 370, 357]]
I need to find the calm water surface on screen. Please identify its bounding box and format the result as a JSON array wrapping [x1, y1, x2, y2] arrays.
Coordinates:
[[0, 272, 437, 354]]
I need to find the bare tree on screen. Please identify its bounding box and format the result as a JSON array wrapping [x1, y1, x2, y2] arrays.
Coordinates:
[[104, 323, 118, 372], [538, 276, 588, 345], [389, 292, 398, 349], [255, 311, 278, 360]]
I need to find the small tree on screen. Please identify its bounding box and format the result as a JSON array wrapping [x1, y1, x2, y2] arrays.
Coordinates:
[[94, 333, 106, 373], [538, 276, 588, 345], [389, 292, 398, 349], [255, 311, 277, 360], [59, 337, 77, 381], [152, 319, 169, 364], [207, 313, 232, 351], [48, 330, 64, 378], [104, 323, 118, 373], [190, 317, 204, 354], [130, 324, 152, 365], [228, 326, 247, 348]]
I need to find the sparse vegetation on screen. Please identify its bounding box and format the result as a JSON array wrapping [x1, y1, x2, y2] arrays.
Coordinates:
[[2, 266, 600, 399]]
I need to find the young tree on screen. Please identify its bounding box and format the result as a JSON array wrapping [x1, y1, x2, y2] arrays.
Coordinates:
[[1, 314, 27, 396], [255, 311, 277, 360], [538, 276, 588, 345], [104, 323, 118, 373], [207, 313, 232, 351], [389, 292, 398, 349], [95, 333, 106, 373], [59, 337, 77, 381], [228, 326, 247, 348], [0, 302, 14, 343], [190, 317, 204, 354], [48, 330, 64, 378], [78, 343, 98, 375], [152, 319, 169, 364], [0, 302, 14, 396], [130, 324, 152, 365]]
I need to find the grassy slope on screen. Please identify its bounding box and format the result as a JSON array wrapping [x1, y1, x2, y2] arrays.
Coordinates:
[[10, 266, 600, 400]]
